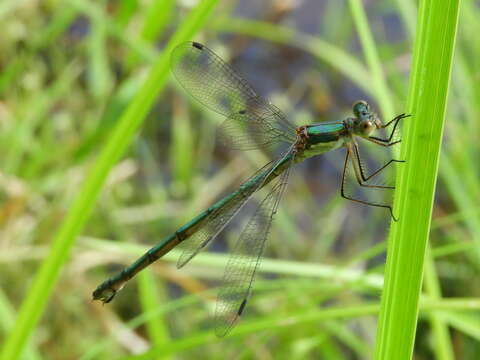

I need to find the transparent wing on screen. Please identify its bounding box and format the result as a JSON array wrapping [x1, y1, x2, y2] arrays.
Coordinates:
[[177, 148, 293, 268], [170, 42, 296, 150], [218, 102, 295, 150], [175, 171, 264, 268], [214, 153, 295, 337], [176, 196, 251, 268]]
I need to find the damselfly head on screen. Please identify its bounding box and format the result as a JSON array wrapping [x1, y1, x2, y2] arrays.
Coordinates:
[[352, 100, 380, 136]]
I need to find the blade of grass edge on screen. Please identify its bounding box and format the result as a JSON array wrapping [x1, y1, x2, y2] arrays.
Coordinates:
[[0, 1, 219, 359], [374, 0, 461, 359]]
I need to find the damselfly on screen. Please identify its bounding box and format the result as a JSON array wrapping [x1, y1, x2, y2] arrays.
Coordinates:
[[93, 42, 409, 337]]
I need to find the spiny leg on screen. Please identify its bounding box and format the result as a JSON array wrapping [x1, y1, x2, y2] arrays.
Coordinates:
[[382, 113, 410, 128], [369, 113, 411, 144], [353, 143, 404, 186], [340, 146, 398, 221]]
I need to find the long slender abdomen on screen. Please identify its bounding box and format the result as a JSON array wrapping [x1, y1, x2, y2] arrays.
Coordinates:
[[92, 156, 291, 303]]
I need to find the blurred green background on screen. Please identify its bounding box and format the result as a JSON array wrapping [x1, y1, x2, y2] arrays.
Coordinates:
[[0, 0, 479, 359]]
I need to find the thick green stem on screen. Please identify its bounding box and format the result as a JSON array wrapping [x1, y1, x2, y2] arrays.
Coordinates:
[[374, 0, 461, 359]]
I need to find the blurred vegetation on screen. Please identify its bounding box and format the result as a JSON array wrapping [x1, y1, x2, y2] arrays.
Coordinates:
[[0, 0, 478, 359]]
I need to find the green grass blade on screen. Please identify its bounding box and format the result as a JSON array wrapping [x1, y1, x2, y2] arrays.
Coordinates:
[[137, 270, 171, 350], [395, 0, 417, 42], [423, 246, 454, 360], [0, 1, 219, 359], [374, 0, 461, 359], [0, 291, 41, 360], [87, 5, 113, 99], [348, 0, 395, 119], [126, 0, 176, 68]]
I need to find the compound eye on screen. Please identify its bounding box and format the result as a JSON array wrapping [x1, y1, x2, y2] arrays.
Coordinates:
[[353, 100, 369, 117]]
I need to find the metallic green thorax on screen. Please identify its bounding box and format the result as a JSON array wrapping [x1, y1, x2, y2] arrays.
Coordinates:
[[296, 121, 349, 161]]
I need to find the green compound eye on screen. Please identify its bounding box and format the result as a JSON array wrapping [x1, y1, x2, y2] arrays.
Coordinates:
[[352, 100, 370, 117]]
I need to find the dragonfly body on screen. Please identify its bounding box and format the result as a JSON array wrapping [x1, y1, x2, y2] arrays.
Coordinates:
[[93, 41, 408, 336]]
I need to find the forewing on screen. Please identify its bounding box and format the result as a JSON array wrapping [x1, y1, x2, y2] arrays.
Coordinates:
[[171, 41, 257, 116], [219, 104, 296, 150], [171, 42, 296, 150], [214, 154, 294, 337]]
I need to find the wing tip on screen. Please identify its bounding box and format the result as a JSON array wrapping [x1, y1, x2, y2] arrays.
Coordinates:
[[192, 41, 204, 50], [237, 298, 248, 316]]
